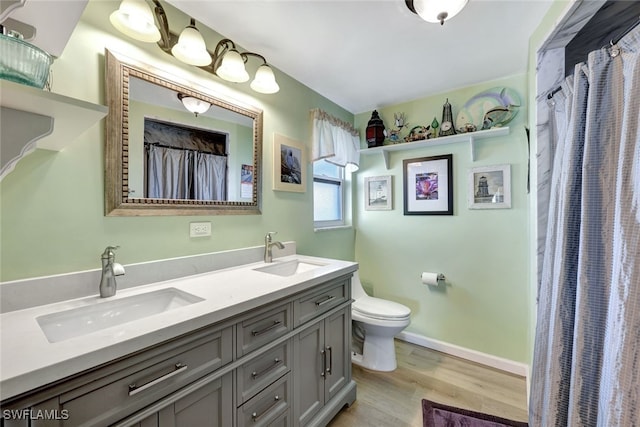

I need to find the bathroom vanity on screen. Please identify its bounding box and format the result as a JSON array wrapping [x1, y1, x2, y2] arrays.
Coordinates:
[[0, 252, 357, 426]]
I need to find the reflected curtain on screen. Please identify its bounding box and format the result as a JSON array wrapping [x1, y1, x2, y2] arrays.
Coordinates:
[[147, 145, 227, 200], [311, 109, 360, 171], [194, 152, 227, 200], [147, 145, 193, 199], [530, 26, 640, 426]]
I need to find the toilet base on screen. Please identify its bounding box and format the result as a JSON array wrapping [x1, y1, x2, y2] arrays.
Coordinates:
[[350, 333, 398, 372]]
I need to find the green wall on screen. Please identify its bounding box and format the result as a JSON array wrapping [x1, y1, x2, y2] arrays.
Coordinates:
[[354, 75, 531, 363], [0, 0, 355, 281]]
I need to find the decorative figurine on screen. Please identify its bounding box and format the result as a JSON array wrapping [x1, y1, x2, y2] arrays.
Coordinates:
[[431, 117, 439, 139], [366, 110, 386, 148], [387, 112, 408, 142], [404, 125, 430, 142], [439, 98, 456, 137]]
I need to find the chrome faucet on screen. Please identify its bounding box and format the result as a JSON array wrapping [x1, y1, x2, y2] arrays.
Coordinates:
[[99, 246, 125, 298], [264, 232, 285, 263]]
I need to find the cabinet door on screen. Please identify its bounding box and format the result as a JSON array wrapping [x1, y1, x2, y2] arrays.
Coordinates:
[[155, 373, 233, 427], [324, 308, 350, 403], [293, 320, 324, 426]]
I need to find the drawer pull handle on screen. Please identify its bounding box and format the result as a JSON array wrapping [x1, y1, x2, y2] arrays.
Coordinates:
[[320, 349, 326, 378], [315, 295, 336, 307], [326, 345, 333, 375], [251, 320, 281, 337], [251, 395, 280, 422], [252, 358, 282, 380], [128, 363, 188, 396]]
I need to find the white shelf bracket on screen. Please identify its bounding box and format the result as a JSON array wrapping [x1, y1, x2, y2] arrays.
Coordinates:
[[469, 135, 476, 161], [382, 150, 390, 169]]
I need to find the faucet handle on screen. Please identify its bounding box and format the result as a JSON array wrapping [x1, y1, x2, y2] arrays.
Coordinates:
[[266, 231, 277, 242], [101, 246, 120, 259]]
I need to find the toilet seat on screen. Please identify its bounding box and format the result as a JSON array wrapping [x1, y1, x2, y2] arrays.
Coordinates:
[[352, 296, 411, 321]]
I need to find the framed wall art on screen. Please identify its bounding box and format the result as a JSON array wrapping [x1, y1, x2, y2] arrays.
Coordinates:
[[403, 154, 453, 215], [273, 133, 306, 192], [468, 164, 511, 209], [364, 175, 392, 210]]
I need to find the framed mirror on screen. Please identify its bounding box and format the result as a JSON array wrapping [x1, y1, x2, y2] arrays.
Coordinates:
[[105, 49, 262, 216]]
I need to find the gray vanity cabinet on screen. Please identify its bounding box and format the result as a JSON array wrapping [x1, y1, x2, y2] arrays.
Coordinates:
[[293, 281, 351, 426], [1, 273, 355, 427], [131, 373, 233, 427]]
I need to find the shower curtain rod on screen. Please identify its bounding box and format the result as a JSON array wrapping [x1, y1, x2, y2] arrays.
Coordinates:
[[610, 16, 639, 46], [547, 16, 640, 100], [146, 142, 227, 156]]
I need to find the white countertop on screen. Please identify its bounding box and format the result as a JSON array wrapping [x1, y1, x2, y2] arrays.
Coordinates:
[[0, 254, 357, 401]]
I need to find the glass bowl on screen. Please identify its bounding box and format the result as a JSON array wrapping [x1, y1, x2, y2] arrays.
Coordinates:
[[0, 33, 52, 89]]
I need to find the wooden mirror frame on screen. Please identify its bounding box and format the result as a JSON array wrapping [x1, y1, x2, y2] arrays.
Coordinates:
[[104, 49, 262, 216]]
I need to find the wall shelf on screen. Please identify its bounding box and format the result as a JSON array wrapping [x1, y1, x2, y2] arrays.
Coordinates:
[[0, 80, 108, 180], [359, 126, 510, 169]]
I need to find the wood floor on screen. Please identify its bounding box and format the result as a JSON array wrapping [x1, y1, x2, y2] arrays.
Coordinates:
[[328, 340, 529, 427]]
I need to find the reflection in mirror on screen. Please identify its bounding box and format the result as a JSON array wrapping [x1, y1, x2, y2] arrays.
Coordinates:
[[105, 49, 262, 216]]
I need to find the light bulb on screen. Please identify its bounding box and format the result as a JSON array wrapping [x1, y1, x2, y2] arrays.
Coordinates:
[[216, 49, 249, 83], [109, 0, 160, 42], [250, 64, 280, 94], [171, 23, 212, 66]]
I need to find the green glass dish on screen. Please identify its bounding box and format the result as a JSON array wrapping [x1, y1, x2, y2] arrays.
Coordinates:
[[0, 33, 52, 89]]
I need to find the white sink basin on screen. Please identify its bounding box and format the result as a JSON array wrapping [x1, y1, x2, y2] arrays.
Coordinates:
[[36, 288, 204, 343], [253, 259, 325, 277]]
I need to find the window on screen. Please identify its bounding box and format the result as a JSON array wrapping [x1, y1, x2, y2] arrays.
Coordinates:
[[313, 160, 345, 228]]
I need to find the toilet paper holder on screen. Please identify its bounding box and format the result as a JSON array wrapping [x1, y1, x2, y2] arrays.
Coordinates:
[[420, 272, 446, 286]]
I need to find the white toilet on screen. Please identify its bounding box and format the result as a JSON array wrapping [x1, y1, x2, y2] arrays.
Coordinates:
[[351, 271, 411, 372]]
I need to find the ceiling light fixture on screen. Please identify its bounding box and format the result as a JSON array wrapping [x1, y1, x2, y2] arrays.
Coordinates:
[[109, 0, 279, 94], [177, 93, 211, 117], [405, 0, 468, 25]]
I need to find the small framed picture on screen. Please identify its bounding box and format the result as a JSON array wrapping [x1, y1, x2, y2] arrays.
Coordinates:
[[364, 175, 392, 210], [273, 133, 306, 192], [403, 154, 453, 215], [468, 164, 511, 209]]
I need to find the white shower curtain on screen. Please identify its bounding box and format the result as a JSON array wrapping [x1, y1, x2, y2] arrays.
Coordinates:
[[194, 152, 227, 200], [147, 145, 227, 200], [147, 145, 193, 199], [530, 26, 640, 426]]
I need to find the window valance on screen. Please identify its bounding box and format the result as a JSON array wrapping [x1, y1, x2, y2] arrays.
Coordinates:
[[311, 109, 360, 172]]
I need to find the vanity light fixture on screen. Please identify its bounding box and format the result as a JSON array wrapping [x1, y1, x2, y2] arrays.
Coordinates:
[[109, 0, 161, 42], [405, 0, 468, 25], [170, 19, 212, 66], [109, 0, 280, 94], [177, 93, 211, 117]]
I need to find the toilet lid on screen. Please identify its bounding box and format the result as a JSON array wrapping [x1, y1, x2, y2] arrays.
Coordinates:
[[353, 296, 411, 320]]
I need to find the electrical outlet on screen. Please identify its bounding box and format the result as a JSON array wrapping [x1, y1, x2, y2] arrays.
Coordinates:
[[190, 222, 211, 237]]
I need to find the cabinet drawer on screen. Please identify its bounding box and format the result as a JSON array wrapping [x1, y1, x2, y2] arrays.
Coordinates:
[[237, 302, 291, 357], [237, 372, 291, 427], [237, 339, 292, 405], [59, 326, 233, 427], [293, 278, 350, 327]]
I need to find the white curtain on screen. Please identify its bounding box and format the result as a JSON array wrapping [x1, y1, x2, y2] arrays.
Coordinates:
[[147, 145, 193, 199], [194, 152, 227, 200], [147, 145, 227, 200], [530, 26, 640, 426], [311, 109, 359, 171]]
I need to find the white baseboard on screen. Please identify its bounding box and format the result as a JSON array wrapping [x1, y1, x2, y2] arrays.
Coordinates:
[[396, 331, 530, 379]]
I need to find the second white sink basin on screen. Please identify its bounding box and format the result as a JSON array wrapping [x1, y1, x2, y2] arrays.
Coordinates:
[[37, 288, 204, 343], [253, 259, 325, 277]]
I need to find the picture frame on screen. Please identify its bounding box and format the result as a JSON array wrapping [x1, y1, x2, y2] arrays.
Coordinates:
[[364, 175, 392, 211], [403, 154, 453, 215], [273, 133, 306, 192], [468, 164, 511, 209]]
